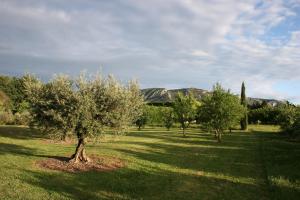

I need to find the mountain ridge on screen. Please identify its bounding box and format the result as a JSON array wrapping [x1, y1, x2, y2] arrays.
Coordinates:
[[141, 87, 286, 106]]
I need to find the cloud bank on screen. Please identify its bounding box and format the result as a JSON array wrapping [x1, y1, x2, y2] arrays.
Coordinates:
[[0, 0, 300, 102]]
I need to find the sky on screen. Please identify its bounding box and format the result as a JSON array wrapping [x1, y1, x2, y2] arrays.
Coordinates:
[[0, 0, 300, 103]]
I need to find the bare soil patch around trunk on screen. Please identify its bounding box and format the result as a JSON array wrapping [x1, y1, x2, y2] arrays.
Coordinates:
[[36, 155, 125, 173]]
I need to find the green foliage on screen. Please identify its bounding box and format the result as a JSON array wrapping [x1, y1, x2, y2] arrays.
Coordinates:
[[0, 90, 11, 112], [173, 92, 199, 136], [24, 75, 77, 139], [0, 75, 28, 113], [135, 105, 148, 130], [145, 105, 164, 126], [0, 89, 30, 125], [248, 105, 288, 125], [13, 111, 31, 126], [24, 73, 144, 162], [135, 105, 175, 130], [161, 107, 175, 130], [199, 83, 245, 142], [289, 114, 300, 137], [25, 74, 144, 139], [275, 104, 300, 137], [240, 82, 248, 130]]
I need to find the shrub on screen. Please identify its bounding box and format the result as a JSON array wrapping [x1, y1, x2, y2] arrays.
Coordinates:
[[14, 111, 31, 125]]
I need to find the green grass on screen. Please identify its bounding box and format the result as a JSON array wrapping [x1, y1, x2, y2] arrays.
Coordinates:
[[0, 125, 299, 200]]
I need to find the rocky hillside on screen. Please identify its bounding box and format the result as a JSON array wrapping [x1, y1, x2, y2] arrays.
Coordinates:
[[141, 88, 286, 106], [141, 88, 208, 104]]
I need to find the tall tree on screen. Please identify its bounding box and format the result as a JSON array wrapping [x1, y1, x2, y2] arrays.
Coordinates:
[[240, 82, 248, 130], [199, 83, 245, 142], [24, 73, 144, 163], [173, 92, 199, 136]]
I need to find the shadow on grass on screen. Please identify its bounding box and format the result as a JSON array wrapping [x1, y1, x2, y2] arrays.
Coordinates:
[[126, 129, 258, 147], [1, 126, 299, 199], [21, 166, 268, 200], [0, 142, 70, 161], [251, 130, 300, 199], [109, 141, 257, 181], [0, 126, 45, 140]]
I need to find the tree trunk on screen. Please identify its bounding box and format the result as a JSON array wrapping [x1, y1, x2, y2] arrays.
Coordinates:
[[181, 122, 186, 137], [69, 137, 90, 163], [217, 131, 222, 143]]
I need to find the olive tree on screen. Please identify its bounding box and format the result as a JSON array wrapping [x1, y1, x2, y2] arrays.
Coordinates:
[[23, 75, 76, 140], [199, 83, 245, 142], [173, 92, 199, 136], [25, 74, 143, 163], [161, 107, 174, 130]]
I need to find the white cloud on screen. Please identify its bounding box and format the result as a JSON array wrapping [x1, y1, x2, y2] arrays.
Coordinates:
[[0, 0, 300, 103]]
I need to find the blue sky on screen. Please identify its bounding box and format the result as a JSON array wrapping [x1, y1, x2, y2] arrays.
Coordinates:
[[0, 0, 300, 103]]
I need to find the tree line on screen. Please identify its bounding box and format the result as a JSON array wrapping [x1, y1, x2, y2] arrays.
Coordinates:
[[0, 73, 299, 163]]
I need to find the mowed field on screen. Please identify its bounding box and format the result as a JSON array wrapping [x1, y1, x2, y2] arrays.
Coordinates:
[[0, 125, 299, 200]]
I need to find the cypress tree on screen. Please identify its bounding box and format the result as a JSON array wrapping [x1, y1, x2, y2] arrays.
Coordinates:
[[240, 82, 248, 130]]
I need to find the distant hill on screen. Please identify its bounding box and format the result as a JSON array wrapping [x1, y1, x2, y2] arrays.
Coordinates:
[[141, 88, 286, 107]]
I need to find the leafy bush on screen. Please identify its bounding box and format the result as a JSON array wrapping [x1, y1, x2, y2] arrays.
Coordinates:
[[13, 111, 31, 125], [275, 105, 300, 137], [248, 106, 282, 125], [0, 75, 27, 113]]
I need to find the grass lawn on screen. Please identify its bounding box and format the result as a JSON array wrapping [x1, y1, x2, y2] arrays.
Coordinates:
[[0, 125, 299, 200]]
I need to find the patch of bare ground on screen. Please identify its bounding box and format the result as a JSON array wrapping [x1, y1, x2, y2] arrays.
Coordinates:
[[36, 155, 125, 173]]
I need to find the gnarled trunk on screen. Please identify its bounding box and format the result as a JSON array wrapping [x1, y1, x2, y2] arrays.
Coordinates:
[[69, 137, 90, 163]]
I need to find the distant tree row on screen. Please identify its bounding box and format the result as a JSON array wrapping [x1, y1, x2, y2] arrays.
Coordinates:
[[1, 73, 299, 144], [136, 83, 246, 142]]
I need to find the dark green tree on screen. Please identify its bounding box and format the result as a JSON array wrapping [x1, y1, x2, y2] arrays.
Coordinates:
[[0, 75, 28, 113], [240, 82, 248, 130], [162, 107, 175, 130], [173, 92, 199, 137], [199, 83, 245, 142]]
